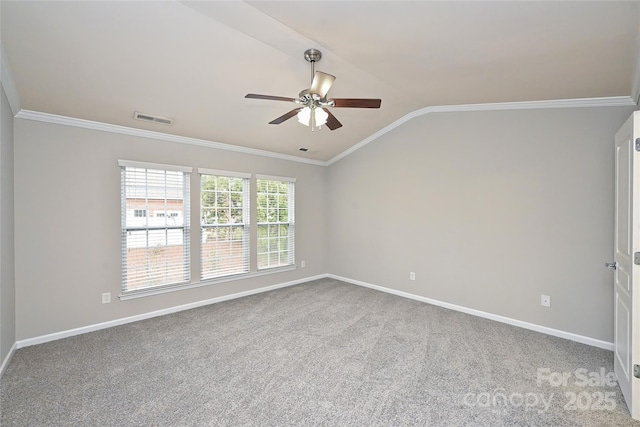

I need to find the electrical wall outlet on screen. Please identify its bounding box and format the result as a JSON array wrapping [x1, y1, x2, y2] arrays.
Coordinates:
[[541, 294, 551, 307], [102, 292, 111, 304], [301, 260, 306, 268], [410, 272, 416, 280]]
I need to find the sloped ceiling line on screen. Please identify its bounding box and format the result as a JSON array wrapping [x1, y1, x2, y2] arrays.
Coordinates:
[[631, 5, 640, 104], [179, 1, 317, 64], [0, 44, 21, 115], [633, 48, 640, 104]]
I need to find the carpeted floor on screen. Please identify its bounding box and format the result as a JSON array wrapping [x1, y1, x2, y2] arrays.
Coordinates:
[[1, 278, 639, 426]]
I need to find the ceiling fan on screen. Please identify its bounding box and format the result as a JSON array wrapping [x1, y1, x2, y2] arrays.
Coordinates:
[[245, 49, 382, 131]]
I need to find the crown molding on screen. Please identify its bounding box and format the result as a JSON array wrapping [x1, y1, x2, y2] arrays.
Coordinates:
[[14, 110, 327, 166], [14, 96, 636, 168], [0, 44, 22, 115], [327, 96, 637, 165]]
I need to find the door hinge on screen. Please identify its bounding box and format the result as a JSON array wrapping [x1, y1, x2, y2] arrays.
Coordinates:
[[634, 365, 640, 379], [636, 138, 640, 151], [635, 253, 640, 265]]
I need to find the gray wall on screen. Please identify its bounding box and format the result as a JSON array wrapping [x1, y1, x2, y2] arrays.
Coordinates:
[[11, 104, 637, 345], [1, 84, 15, 363], [14, 119, 327, 340], [327, 106, 635, 343]]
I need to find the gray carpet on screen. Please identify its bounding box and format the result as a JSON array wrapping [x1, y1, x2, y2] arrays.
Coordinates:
[[1, 278, 638, 426]]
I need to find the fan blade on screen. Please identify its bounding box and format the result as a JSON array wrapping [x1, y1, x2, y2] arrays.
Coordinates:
[[310, 72, 336, 98], [269, 109, 301, 125], [245, 94, 296, 102], [332, 98, 382, 108], [324, 109, 343, 131]]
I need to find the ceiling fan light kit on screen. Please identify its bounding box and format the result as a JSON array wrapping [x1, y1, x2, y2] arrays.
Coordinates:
[[297, 105, 328, 129], [245, 49, 382, 131]]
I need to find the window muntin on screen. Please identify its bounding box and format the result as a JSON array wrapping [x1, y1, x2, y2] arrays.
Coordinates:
[[120, 162, 191, 292], [200, 171, 250, 280], [256, 177, 295, 270]]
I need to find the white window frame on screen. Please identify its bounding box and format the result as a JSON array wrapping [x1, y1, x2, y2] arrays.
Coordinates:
[[199, 168, 251, 280], [118, 163, 298, 300], [119, 160, 192, 295], [256, 174, 296, 270]]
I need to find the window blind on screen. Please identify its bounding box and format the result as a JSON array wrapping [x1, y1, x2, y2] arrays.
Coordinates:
[[256, 176, 295, 270], [120, 163, 190, 292], [200, 171, 250, 280]]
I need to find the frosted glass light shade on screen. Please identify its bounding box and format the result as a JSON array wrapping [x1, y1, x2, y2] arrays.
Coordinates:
[[297, 107, 311, 125], [297, 106, 328, 128], [315, 107, 328, 126]]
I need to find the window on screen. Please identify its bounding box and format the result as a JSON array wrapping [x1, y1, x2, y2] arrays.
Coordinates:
[[119, 162, 297, 299], [256, 175, 295, 270], [119, 160, 191, 292], [199, 169, 250, 280]]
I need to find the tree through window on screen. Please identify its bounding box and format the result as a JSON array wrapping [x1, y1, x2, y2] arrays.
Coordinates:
[[256, 176, 295, 269], [199, 169, 250, 280]]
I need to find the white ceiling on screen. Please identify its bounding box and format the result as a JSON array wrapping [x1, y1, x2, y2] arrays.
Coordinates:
[[2, 1, 639, 162]]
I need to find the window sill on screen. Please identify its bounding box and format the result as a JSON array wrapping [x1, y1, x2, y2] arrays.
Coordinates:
[[119, 265, 297, 301]]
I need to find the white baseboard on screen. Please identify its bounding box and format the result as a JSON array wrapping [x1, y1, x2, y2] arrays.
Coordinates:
[[17, 274, 328, 349], [328, 274, 614, 351], [15, 273, 613, 352], [0, 342, 17, 378]]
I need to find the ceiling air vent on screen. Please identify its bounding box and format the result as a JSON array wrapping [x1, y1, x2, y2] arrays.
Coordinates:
[[133, 111, 174, 125]]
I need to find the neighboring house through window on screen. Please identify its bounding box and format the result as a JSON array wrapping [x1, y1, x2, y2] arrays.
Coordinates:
[[119, 160, 191, 293]]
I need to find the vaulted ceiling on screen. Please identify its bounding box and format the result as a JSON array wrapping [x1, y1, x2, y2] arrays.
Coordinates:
[[2, 1, 639, 162]]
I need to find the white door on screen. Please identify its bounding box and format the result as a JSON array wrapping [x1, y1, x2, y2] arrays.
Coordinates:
[[614, 111, 640, 420]]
